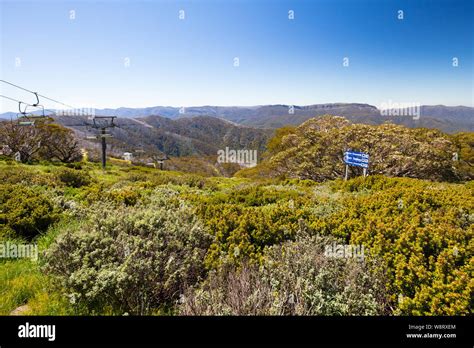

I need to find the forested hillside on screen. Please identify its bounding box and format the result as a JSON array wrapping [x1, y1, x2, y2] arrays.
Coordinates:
[[53, 114, 271, 158]]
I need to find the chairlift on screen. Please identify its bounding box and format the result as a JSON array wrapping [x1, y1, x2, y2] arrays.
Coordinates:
[[16, 101, 46, 126], [85, 133, 113, 140], [31, 92, 40, 107], [18, 121, 35, 126], [152, 153, 170, 170], [92, 116, 117, 129]]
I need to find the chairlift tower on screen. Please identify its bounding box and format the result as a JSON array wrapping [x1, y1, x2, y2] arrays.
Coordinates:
[[152, 154, 170, 170], [86, 116, 117, 170]]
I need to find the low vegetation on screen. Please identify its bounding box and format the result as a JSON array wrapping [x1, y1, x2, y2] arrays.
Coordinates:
[[0, 116, 472, 316]]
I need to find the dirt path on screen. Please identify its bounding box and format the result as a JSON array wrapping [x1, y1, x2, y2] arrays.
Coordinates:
[[10, 304, 31, 315]]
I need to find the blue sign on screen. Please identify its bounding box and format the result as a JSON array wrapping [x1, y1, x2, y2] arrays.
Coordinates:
[[344, 151, 369, 168]]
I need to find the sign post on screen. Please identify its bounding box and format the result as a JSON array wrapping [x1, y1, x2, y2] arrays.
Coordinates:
[[343, 151, 369, 180]]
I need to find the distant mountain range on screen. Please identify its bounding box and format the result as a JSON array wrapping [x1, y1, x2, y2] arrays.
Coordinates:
[[2, 103, 471, 133]]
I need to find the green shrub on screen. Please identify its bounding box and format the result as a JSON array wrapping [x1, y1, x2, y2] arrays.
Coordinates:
[[0, 166, 59, 186], [309, 177, 474, 315], [125, 172, 149, 182], [180, 234, 388, 315], [103, 182, 146, 206], [65, 162, 83, 170], [106, 188, 141, 206], [55, 168, 92, 188], [43, 191, 212, 315], [76, 182, 107, 204], [198, 203, 310, 268], [190, 184, 314, 267], [0, 184, 59, 239]]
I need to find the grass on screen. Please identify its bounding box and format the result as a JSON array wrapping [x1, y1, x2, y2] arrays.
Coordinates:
[[0, 218, 82, 315], [0, 256, 73, 315], [0, 259, 43, 315]]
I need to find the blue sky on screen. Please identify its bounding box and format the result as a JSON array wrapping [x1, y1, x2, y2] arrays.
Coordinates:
[[0, 0, 472, 113]]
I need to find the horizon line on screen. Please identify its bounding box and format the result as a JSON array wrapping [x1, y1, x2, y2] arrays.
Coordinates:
[[1, 102, 473, 115]]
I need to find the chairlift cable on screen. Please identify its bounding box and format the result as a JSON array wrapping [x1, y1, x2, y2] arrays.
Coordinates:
[[0, 94, 23, 103], [1, 93, 62, 116], [0, 94, 43, 114], [0, 79, 76, 109]]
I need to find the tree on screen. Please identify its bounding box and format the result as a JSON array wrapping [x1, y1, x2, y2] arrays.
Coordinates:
[[265, 125, 296, 157], [0, 120, 82, 163], [38, 123, 82, 162], [0, 121, 43, 163], [239, 116, 465, 182], [451, 132, 474, 180]]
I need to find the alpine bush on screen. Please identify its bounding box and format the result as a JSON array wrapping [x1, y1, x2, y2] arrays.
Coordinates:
[[42, 190, 212, 315], [0, 184, 59, 239], [180, 233, 388, 315]]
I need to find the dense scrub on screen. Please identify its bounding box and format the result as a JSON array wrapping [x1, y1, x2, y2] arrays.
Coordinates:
[[180, 233, 388, 315], [0, 160, 472, 316], [323, 177, 473, 315], [42, 190, 212, 315], [0, 184, 59, 239]]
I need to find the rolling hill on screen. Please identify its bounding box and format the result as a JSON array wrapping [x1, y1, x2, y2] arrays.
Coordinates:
[[3, 103, 472, 133], [53, 114, 272, 158]]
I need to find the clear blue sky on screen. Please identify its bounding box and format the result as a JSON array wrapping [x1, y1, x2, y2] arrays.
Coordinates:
[[0, 0, 472, 113]]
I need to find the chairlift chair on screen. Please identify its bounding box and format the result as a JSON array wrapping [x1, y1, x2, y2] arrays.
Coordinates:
[[16, 101, 46, 126], [91, 116, 117, 129], [18, 121, 35, 126]]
